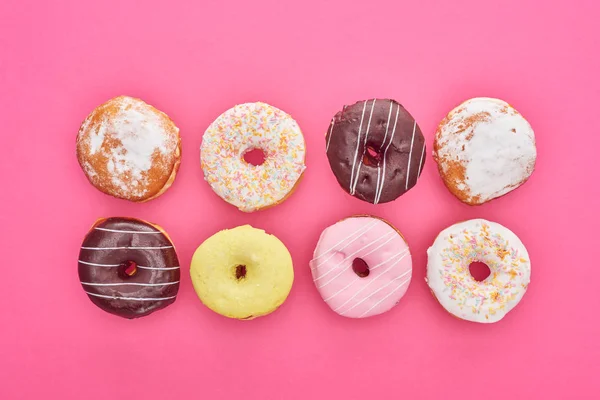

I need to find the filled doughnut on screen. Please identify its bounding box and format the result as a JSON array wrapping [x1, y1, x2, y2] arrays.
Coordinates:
[[77, 96, 181, 202], [433, 97, 536, 205], [78, 217, 180, 318], [426, 219, 531, 323], [310, 216, 412, 318], [190, 225, 294, 319], [325, 99, 426, 204], [200, 102, 306, 212]]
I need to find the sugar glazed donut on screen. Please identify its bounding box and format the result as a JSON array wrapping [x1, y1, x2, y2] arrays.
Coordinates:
[[426, 219, 531, 323], [310, 216, 412, 318], [200, 102, 306, 212], [77, 96, 181, 202], [434, 97, 536, 205], [78, 217, 180, 318], [325, 99, 426, 204], [190, 225, 294, 319]]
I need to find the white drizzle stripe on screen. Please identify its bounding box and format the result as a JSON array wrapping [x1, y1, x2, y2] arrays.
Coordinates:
[[80, 281, 180, 287], [81, 246, 173, 250], [358, 277, 412, 317], [323, 278, 358, 302], [405, 120, 417, 190], [375, 104, 400, 204], [374, 102, 394, 204], [78, 260, 180, 271], [417, 141, 425, 177], [325, 119, 335, 152], [316, 232, 399, 287], [332, 249, 409, 311], [349, 101, 369, 194], [94, 227, 162, 234], [351, 99, 376, 195], [314, 231, 395, 281], [84, 292, 177, 301], [78, 260, 120, 267], [340, 269, 411, 315], [310, 221, 379, 268]]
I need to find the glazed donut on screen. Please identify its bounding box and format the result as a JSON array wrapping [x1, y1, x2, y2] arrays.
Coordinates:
[[310, 216, 412, 318], [190, 225, 294, 319], [78, 217, 180, 319], [200, 102, 306, 212], [434, 97, 536, 205], [426, 219, 531, 323], [325, 99, 426, 204], [77, 96, 181, 202]]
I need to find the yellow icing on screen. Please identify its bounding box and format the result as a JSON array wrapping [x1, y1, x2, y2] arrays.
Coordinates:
[[190, 225, 294, 319]]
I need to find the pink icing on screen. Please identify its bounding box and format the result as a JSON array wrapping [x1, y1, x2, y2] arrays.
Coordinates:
[[310, 217, 412, 318]]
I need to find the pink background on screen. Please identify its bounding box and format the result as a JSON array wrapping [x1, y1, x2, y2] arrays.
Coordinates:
[[1, 0, 599, 398]]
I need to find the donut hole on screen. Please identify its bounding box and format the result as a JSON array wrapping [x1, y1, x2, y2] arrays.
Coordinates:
[[352, 258, 370, 278], [235, 265, 247, 280], [118, 261, 138, 279], [363, 144, 382, 167], [469, 261, 491, 282], [243, 148, 266, 166]]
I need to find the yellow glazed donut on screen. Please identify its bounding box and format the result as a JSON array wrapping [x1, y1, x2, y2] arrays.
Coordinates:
[[190, 225, 294, 319]]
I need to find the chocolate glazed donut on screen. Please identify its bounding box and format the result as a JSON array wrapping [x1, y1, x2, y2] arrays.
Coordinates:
[[78, 217, 180, 319], [325, 99, 426, 204]]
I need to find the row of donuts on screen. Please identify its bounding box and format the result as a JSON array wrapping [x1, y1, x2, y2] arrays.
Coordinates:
[[76, 95, 535, 323], [76, 96, 536, 209], [78, 216, 530, 323]]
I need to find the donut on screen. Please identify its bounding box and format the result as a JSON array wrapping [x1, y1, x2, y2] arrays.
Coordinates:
[[310, 216, 412, 318], [200, 102, 306, 212], [190, 225, 294, 319], [433, 97, 536, 205], [426, 219, 531, 323], [325, 99, 426, 204], [77, 96, 181, 202], [78, 217, 180, 318]]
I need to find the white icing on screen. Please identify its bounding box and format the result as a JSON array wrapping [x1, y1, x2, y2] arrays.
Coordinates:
[[200, 102, 306, 212], [435, 98, 536, 203], [78, 260, 180, 270], [405, 120, 417, 190], [78, 96, 179, 198], [94, 227, 162, 234], [81, 281, 179, 287], [325, 119, 335, 152], [426, 219, 531, 323], [349, 101, 369, 195], [80, 246, 173, 250], [374, 103, 400, 204], [84, 292, 177, 301], [351, 99, 376, 195]]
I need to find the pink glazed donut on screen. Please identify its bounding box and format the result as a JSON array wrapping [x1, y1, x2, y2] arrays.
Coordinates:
[[310, 216, 412, 318]]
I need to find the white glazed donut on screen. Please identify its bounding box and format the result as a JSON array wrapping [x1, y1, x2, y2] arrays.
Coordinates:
[[433, 97, 536, 205], [200, 102, 306, 212], [426, 219, 531, 323]]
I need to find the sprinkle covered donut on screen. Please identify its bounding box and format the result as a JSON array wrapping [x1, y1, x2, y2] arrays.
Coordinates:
[[434, 97, 536, 205], [78, 217, 180, 319], [426, 219, 531, 323], [325, 99, 426, 204], [200, 102, 306, 212], [190, 225, 294, 320], [77, 96, 181, 202], [310, 216, 412, 318]]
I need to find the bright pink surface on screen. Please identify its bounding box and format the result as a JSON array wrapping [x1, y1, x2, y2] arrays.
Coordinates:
[[1, 0, 598, 399]]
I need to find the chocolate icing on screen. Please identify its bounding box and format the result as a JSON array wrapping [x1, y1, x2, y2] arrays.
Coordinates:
[[325, 99, 426, 204], [78, 217, 180, 319]]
